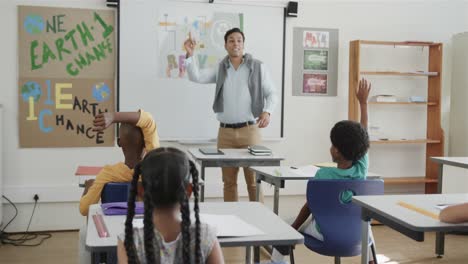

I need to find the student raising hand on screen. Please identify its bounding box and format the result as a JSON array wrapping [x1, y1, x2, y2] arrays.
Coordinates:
[[92, 112, 115, 132], [356, 78, 371, 104], [356, 78, 371, 130]]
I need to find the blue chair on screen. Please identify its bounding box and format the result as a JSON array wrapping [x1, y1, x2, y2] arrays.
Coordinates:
[[101, 182, 131, 203], [294, 179, 384, 264]]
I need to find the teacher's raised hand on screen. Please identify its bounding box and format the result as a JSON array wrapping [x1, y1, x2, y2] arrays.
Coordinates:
[[184, 32, 197, 58]]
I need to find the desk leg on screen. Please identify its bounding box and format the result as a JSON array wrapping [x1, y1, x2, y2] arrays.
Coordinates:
[[254, 175, 261, 262], [256, 175, 261, 202], [437, 164, 443, 194], [245, 246, 252, 264], [436, 232, 445, 257], [201, 164, 205, 202], [435, 164, 444, 257], [273, 185, 280, 215], [361, 220, 370, 264]]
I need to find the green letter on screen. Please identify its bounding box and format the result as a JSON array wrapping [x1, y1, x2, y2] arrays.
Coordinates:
[[94, 12, 113, 38], [42, 42, 57, 64], [30, 40, 42, 70], [66, 63, 79, 76]]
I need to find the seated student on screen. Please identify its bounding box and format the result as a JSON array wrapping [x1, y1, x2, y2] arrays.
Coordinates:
[[79, 110, 160, 216], [117, 147, 224, 264], [78, 110, 160, 264], [272, 79, 371, 262], [439, 202, 468, 223]]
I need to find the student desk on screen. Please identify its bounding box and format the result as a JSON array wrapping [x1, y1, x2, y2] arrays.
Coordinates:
[[353, 194, 468, 264], [86, 202, 303, 264], [251, 166, 380, 215], [188, 148, 284, 202], [430, 157, 468, 193], [430, 156, 468, 256]]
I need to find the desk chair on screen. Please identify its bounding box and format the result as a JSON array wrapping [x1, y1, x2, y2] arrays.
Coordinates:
[[294, 179, 384, 264], [101, 182, 131, 203]]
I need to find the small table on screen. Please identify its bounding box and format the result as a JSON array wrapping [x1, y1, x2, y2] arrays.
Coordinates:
[[353, 193, 468, 264], [86, 202, 303, 264], [251, 165, 381, 215], [76, 166, 103, 187], [188, 148, 284, 201], [430, 157, 468, 256], [430, 157, 468, 194]]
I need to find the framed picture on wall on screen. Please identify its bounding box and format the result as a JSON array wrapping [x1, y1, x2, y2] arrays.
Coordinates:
[[303, 73, 328, 94], [303, 30, 329, 48], [303, 50, 328, 71], [293, 27, 338, 96]]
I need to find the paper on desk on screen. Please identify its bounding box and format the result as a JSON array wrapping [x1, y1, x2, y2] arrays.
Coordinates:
[[200, 214, 264, 237], [131, 214, 264, 237], [434, 204, 459, 210], [295, 165, 320, 177], [314, 162, 337, 168], [435, 205, 449, 210]]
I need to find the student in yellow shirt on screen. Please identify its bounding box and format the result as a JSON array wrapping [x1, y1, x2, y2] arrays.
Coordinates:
[[439, 202, 468, 223], [79, 109, 160, 216]]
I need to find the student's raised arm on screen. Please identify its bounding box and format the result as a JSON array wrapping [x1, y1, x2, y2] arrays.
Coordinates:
[[184, 33, 217, 84], [92, 112, 140, 131], [356, 78, 371, 130], [439, 202, 468, 223]]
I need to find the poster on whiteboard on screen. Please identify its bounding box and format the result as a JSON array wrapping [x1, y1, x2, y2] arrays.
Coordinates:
[[157, 12, 242, 79]]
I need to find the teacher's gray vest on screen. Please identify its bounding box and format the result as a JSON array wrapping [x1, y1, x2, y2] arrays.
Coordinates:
[[213, 53, 264, 118]]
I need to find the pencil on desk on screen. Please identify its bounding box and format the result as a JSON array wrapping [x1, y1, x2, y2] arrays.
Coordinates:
[[397, 201, 439, 220], [93, 213, 109, 237]]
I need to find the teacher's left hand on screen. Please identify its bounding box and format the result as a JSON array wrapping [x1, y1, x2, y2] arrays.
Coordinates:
[[257, 112, 271, 128]]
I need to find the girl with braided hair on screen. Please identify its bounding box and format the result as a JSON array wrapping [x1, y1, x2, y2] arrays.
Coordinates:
[[117, 147, 224, 264]]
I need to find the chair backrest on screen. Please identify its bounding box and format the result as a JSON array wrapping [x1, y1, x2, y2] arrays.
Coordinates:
[[307, 179, 384, 256], [101, 182, 131, 203]]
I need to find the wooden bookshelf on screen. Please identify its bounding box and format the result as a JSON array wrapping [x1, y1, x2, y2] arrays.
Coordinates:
[[370, 139, 441, 144], [384, 177, 438, 184], [359, 40, 440, 47], [361, 71, 438, 77], [368, 102, 437, 106], [349, 40, 444, 194]]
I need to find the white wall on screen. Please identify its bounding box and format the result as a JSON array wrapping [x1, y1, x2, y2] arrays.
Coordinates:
[[1, 0, 468, 232], [0, 0, 119, 232]]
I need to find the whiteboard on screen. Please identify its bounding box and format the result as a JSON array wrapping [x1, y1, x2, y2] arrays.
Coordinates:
[[120, 0, 284, 141]]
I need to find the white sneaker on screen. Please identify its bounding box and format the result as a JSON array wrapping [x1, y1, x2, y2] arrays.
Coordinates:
[[270, 248, 288, 264]]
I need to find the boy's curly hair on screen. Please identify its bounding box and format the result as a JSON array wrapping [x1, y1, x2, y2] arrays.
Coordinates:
[[330, 120, 369, 162]]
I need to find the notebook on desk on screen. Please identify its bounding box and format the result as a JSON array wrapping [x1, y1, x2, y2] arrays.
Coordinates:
[[248, 145, 272, 156], [199, 148, 224, 155]]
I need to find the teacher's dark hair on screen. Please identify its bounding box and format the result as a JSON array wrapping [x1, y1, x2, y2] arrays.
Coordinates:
[[224, 27, 245, 43]]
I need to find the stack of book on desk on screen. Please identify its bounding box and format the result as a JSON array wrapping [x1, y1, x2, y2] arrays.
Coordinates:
[[248, 145, 272, 156]]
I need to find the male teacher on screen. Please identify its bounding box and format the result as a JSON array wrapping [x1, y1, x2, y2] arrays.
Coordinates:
[[184, 28, 278, 202]]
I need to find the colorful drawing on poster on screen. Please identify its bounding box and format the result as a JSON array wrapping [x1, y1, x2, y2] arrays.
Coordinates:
[[303, 31, 329, 48], [304, 50, 328, 71], [18, 6, 116, 147], [158, 12, 242, 79], [303, 73, 327, 94]]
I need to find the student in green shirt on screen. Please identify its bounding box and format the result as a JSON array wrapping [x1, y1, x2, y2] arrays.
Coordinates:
[[272, 79, 373, 262]]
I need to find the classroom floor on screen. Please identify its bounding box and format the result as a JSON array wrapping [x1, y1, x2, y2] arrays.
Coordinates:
[[0, 195, 468, 264]]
